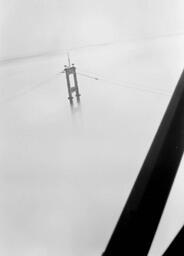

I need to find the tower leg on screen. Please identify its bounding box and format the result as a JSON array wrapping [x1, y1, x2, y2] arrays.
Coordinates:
[[73, 68, 81, 99], [65, 72, 73, 102]]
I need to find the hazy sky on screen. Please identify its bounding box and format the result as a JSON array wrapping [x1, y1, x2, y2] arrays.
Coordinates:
[[1, 0, 184, 59]]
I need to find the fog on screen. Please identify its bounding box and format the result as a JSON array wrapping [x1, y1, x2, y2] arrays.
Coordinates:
[[1, 0, 184, 60], [1, 1, 184, 256]]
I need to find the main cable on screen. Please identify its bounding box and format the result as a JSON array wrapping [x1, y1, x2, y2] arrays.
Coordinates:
[[76, 70, 171, 96], [0, 72, 61, 105], [0, 64, 172, 105]]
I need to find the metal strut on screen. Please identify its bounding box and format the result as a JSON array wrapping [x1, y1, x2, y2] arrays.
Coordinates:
[[102, 70, 184, 256], [162, 225, 184, 255]]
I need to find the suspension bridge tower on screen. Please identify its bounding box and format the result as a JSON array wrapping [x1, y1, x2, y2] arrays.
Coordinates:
[[64, 62, 81, 105]]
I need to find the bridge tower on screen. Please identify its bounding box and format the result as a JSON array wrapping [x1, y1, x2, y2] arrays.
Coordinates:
[[64, 63, 80, 105]]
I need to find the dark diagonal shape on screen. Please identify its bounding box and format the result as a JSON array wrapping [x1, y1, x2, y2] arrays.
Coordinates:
[[102, 70, 184, 256], [162, 225, 184, 256]]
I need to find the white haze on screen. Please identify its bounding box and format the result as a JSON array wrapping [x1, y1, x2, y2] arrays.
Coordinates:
[[1, 0, 184, 60], [0, 1, 184, 256]]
